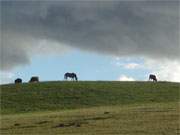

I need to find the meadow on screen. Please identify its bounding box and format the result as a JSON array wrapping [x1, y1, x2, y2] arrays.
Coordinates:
[[0, 81, 179, 134]]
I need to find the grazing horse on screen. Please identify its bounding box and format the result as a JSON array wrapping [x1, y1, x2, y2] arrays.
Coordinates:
[[149, 74, 157, 82], [29, 76, 39, 83], [64, 73, 78, 81], [15, 78, 22, 84]]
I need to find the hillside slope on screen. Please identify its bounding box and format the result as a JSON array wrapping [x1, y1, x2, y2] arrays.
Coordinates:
[[1, 81, 179, 114]]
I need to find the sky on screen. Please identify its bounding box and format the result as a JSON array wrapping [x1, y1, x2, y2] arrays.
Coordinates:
[[0, 0, 180, 84]]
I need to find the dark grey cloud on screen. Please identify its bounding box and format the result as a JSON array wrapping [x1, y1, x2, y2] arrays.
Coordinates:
[[1, 1, 179, 70]]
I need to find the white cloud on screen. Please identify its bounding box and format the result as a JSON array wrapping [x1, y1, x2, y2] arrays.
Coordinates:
[[144, 59, 180, 82], [0, 72, 15, 84], [124, 63, 140, 69], [115, 57, 180, 82], [118, 75, 135, 81], [113, 57, 141, 69]]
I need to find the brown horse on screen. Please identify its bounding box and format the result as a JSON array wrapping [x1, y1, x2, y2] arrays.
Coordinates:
[[29, 76, 39, 83], [64, 73, 78, 81], [149, 74, 157, 82]]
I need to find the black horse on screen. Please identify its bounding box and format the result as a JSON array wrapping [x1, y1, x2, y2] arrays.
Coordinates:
[[14, 78, 22, 84], [64, 72, 78, 81], [149, 74, 157, 82]]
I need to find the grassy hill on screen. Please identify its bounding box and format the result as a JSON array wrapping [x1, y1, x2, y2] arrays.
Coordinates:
[[0, 81, 179, 134], [1, 81, 179, 114]]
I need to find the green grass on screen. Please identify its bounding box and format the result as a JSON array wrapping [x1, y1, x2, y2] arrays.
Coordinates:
[[0, 81, 180, 134], [1, 102, 179, 135], [1, 81, 179, 114]]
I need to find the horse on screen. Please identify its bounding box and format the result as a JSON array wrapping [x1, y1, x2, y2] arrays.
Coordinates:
[[15, 78, 22, 84], [149, 74, 157, 82], [64, 72, 78, 81], [29, 76, 39, 83]]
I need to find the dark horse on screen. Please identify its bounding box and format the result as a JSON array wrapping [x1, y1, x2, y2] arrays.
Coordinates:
[[14, 78, 22, 84], [149, 74, 157, 82], [29, 76, 39, 83], [64, 73, 78, 81]]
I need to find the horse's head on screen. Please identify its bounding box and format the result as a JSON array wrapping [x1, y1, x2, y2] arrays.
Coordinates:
[[73, 73, 78, 81]]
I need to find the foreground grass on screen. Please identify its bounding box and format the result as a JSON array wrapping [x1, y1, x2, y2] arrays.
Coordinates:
[[0, 81, 179, 134], [1, 81, 179, 114], [1, 102, 179, 135]]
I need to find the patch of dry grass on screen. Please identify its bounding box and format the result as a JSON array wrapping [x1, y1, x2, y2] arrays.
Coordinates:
[[1, 102, 179, 135]]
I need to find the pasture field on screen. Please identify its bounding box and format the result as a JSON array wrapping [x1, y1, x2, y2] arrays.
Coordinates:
[[0, 81, 180, 134]]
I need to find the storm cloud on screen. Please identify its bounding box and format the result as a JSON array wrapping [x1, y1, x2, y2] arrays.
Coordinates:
[[1, 1, 179, 70]]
